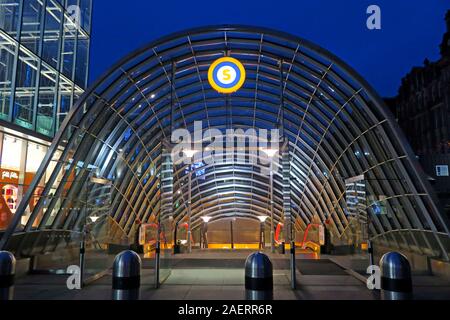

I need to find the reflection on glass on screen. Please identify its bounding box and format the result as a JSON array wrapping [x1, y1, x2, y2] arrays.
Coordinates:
[[14, 47, 38, 129], [0, 0, 21, 37], [20, 0, 43, 54]]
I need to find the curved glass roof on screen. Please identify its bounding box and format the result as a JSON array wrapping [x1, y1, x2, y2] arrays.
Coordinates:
[[1, 25, 449, 260]]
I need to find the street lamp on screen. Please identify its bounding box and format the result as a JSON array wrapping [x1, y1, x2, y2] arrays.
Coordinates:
[[260, 147, 278, 253], [258, 215, 269, 249], [200, 216, 211, 249], [183, 149, 200, 253]]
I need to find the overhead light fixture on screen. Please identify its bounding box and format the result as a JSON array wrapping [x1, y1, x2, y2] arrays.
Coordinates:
[[151, 94, 156, 99], [201, 216, 212, 223], [183, 149, 199, 158], [260, 148, 278, 158], [258, 215, 269, 223], [89, 215, 100, 223]]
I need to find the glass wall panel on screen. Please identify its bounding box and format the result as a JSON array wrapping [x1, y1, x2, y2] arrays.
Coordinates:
[[20, 0, 43, 54], [57, 77, 73, 130], [80, 0, 91, 33], [0, 33, 16, 120], [75, 34, 88, 87], [14, 47, 38, 129], [37, 64, 57, 136], [60, 15, 76, 80], [0, 0, 21, 38], [42, 0, 62, 69]]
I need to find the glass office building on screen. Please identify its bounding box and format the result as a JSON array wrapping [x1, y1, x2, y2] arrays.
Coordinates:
[[0, 0, 92, 230]]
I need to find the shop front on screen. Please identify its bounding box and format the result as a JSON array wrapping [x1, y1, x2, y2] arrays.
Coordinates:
[[0, 129, 50, 230]]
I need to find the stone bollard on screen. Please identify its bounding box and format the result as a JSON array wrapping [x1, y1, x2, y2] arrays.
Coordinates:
[[112, 250, 141, 300], [380, 252, 413, 300], [0, 251, 16, 301], [245, 252, 273, 300]]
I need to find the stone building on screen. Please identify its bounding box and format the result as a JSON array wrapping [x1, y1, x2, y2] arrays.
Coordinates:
[[388, 10, 450, 216]]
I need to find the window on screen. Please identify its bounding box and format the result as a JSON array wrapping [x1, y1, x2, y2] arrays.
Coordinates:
[[60, 16, 77, 80], [20, 0, 44, 54], [13, 47, 38, 129], [0, 33, 16, 120], [42, 0, 62, 68], [0, 0, 21, 38], [0, 134, 24, 170], [26, 141, 47, 173], [37, 64, 57, 136], [436, 165, 449, 177]]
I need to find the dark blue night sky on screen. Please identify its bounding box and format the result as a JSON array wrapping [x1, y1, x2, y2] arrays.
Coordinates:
[[88, 0, 449, 97]]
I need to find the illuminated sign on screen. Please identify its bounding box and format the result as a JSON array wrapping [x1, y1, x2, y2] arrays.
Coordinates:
[[208, 57, 246, 94], [0, 169, 19, 182]]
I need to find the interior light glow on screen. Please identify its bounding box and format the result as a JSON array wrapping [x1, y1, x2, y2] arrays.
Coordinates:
[[89, 215, 100, 223], [201, 216, 212, 223], [183, 149, 199, 158], [260, 148, 278, 158]]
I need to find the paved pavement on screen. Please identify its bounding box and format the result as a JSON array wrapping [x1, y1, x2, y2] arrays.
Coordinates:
[[9, 249, 450, 300]]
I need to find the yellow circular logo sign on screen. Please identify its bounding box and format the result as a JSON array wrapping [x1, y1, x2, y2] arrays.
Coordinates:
[[208, 57, 246, 94]]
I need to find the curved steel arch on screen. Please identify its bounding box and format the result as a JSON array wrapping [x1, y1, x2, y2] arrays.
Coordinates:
[[1, 25, 449, 260]]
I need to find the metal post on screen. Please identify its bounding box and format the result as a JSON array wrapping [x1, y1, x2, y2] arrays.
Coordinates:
[[202, 221, 209, 249], [79, 174, 89, 288], [174, 221, 180, 254], [188, 170, 192, 253], [290, 240, 296, 289], [155, 237, 161, 289], [112, 250, 141, 300], [79, 234, 85, 288], [270, 167, 275, 253], [259, 222, 265, 250], [230, 220, 234, 250], [368, 240, 374, 267], [0, 251, 15, 300], [380, 252, 413, 300], [245, 252, 273, 300]]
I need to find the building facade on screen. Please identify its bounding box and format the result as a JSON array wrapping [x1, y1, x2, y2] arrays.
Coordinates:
[[388, 10, 450, 216], [0, 0, 92, 230]]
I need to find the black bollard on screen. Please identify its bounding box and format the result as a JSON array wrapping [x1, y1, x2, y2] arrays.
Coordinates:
[[0, 251, 16, 301], [279, 242, 286, 254], [245, 252, 273, 300], [380, 252, 413, 300], [112, 250, 141, 300]]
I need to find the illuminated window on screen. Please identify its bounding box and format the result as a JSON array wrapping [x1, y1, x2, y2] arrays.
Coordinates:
[[26, 142, 47, 173], [0, 135, 23, 170]]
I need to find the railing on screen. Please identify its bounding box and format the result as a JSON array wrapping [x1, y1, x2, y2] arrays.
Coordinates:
[[370, 229, 450, 261]]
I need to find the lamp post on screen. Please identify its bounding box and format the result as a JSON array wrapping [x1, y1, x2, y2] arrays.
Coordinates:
[[183, 149, 199, 253], [201, 216, 211, 249], [258, 216, 269, 249], [260, 147, 278, 253]]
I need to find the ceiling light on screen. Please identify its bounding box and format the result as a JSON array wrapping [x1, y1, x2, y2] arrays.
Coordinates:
[[201, 216, 212, 223], [183, 149, 199, 158], [258, 215, 269, 223], [260, 148, 278, 158]]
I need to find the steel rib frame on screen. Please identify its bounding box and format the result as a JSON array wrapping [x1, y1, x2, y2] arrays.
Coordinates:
[[1, 26, 448, 261]]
